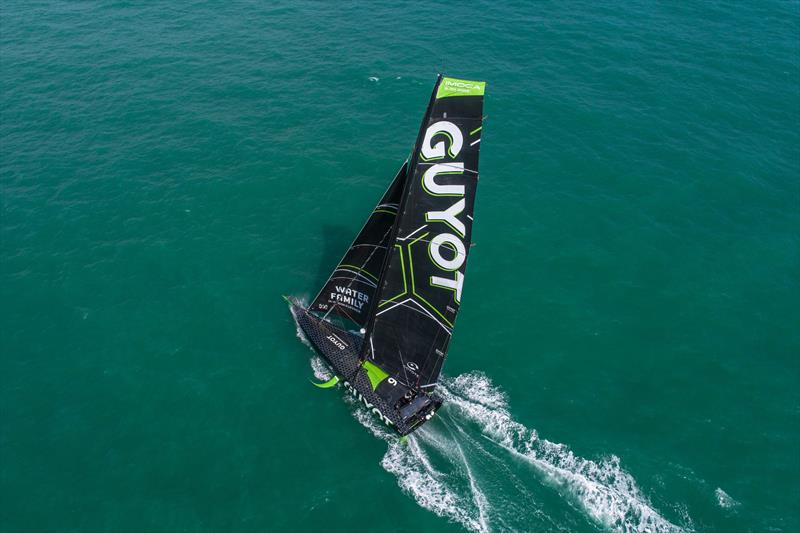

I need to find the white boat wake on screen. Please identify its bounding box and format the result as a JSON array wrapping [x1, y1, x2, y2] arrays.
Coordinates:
[[294, 308, 686, 532], [357, 371, 686, 532]]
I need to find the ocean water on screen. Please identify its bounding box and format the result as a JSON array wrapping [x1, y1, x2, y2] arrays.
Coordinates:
[[1, 1, 798, 531]]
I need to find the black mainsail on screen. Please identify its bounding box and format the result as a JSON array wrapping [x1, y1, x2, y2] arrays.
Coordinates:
[[287, 75, 486, 436]]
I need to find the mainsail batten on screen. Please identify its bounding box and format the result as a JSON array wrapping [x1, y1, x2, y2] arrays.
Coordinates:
[[290, 75, 485, 436]]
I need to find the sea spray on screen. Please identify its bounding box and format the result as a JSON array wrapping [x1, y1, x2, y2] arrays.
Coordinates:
[[714, 488, 739, 510], [291, 304, 687, 532], [437, 372, 685, 533], [349, 369, 689, 532]]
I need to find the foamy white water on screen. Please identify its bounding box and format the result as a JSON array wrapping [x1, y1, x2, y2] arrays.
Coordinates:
[[714, 488, 739, 510], [290, 305, 687, 532], [354, 371, 687, 533]]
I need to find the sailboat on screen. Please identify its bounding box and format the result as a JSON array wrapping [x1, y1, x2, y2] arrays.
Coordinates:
[[286, 75, 486, 436]]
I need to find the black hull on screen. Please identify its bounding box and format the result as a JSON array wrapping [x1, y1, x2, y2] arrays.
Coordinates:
[[288, 299, 440, 436]]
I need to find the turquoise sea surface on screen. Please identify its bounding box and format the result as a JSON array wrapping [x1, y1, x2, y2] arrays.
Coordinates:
[[2, 2, 799, 531]]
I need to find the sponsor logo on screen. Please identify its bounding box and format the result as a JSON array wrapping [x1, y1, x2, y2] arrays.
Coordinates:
[[448, 80, 480, 90], [420, 121, 468, 303], [326, 334, 347, 350], [328, 285, 368, 312]]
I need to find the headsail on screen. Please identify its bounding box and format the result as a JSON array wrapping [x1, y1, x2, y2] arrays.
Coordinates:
[[364, 76, 486, 391], [309, 163, 407, 327]]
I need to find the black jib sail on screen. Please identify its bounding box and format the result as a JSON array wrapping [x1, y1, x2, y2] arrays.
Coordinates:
[[308, 163, 407, 328], [288, 75, 485, 436]]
